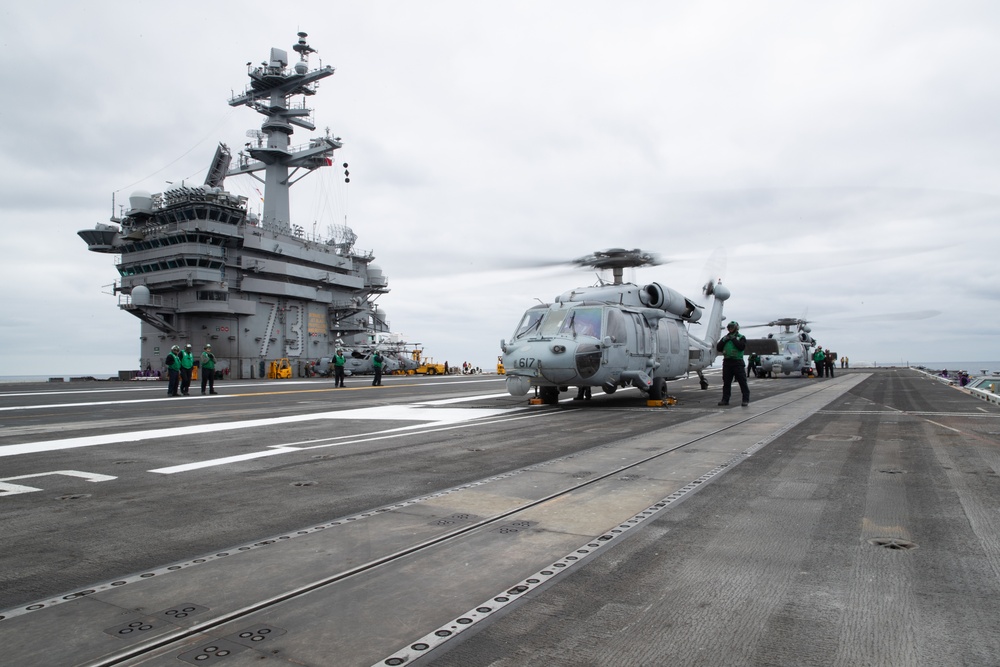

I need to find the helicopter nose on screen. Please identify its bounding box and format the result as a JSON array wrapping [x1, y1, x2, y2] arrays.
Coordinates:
[[505, 374, 531, 396], [576, 343, 601, 379], [503, 339, 601, 386]]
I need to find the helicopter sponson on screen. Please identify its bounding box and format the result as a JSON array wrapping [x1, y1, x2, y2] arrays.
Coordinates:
[[501, 280, 730, 405]]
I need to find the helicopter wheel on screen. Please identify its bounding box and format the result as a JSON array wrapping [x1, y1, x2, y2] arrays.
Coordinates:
[[650, 377, 665, 401], [699, 379, 709, 390], [539, 386, 560, 405], [601, 383, 618, 395]]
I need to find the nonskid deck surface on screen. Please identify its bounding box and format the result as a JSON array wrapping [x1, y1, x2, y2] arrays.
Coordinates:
[[2, 370, 998, 665]]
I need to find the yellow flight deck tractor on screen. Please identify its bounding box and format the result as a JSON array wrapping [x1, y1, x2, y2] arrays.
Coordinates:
[[267, 358, 293, 379], [408, 349, 446, 375]]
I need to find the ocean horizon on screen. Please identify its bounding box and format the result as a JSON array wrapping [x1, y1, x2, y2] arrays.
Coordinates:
[[3, 360, 999, 384]]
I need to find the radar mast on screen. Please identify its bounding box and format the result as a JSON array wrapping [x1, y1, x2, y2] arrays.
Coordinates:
[[227, 32, 340, 231]]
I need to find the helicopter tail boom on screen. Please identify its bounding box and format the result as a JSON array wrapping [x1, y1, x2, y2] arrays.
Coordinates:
[[686, 281, 730, 372]]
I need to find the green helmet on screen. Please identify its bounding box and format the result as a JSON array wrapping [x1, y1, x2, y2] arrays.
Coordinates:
[[727, 321, 739, 330]]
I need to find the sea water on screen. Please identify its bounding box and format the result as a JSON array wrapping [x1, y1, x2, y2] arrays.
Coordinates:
[[830, 360, 1000, 374], [0, 374, 120, 384], [913, 361, 1000, 375]]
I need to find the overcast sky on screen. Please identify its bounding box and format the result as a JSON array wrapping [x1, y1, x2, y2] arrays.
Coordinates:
[[2, 1, 998, 377]]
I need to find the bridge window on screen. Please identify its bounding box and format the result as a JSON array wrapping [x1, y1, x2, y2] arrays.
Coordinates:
[[196, 291, 228, 301]]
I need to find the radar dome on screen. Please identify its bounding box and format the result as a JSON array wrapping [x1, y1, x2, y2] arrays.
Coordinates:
[[131, 285, 151, 306], [294, 61, 308, 74], [368, 265, 388, 287], [128, 190, 154, 215]]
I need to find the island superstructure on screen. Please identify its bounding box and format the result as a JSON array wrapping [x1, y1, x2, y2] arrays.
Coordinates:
[[78, 33, 390, 378]]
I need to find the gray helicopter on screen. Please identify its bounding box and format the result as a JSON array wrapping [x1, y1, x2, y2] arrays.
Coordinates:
[[743, 318, 816, 377], [320, 336, 410, 376], [500, 248, 731, 404], [372, 334, 422, 374]]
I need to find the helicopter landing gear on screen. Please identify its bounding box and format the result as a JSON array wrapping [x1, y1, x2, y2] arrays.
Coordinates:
[[601, 383, 617, 395], [650, 377, 666, 401], [696, 370, 709, 390], [539, 386, 560, 405]]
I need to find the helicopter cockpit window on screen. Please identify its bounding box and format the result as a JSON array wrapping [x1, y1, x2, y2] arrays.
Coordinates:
[[558, 307, 602, 338], [539, 309, 569, 336], [513, 307, 546, 340], [606, 309, 627, 343], [786, 342, 802, 356]]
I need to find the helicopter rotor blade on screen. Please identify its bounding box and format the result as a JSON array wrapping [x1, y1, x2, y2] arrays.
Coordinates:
[[836, 310, 942, 323], [742, 317, 814, 330], [571, 248, 664, 270], [701, 247, 727, 297]]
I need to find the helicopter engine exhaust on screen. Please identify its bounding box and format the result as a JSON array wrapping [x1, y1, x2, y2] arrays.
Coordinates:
[[640, 283, 702, 321]]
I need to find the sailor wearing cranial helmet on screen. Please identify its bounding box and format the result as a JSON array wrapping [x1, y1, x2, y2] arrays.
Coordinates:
[[201, 344, 218, 395], [716, 321, 749, 407], [165, 345, 182, 397]]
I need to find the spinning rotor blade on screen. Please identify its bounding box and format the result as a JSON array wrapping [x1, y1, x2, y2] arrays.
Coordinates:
[[838, 310, 942, 323], [744, 317, 811, 329], [438, 247, 678, 288], [571, 248, 663, 271], [570, 248, 665, 285], [701, 247, 727, 297]]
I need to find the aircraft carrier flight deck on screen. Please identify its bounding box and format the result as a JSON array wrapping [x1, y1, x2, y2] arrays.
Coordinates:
[[1, 368, 998, 666]]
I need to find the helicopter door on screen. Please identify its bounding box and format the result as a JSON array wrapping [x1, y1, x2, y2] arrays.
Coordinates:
[[628, 313, 652, 358], [601, 308, 628, 372], [655, 320, 687, 377], [605, 309, 628, 344], [656, 322, 672, 355]]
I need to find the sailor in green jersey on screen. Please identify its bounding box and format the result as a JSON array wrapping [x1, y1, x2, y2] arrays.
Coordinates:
[[333, 349, 346, 388], [812, 347, 826, 378], [372, 351, 384, 386], [200, 344, 218, 395], [165, 345, 181, 397], [715, 320, 750, 406], [179, 344, 195, 395]]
